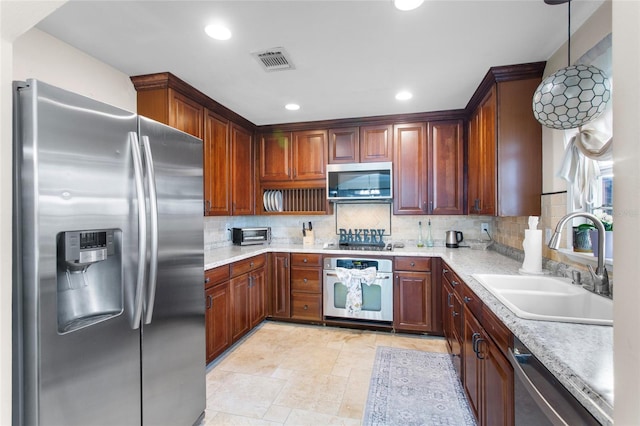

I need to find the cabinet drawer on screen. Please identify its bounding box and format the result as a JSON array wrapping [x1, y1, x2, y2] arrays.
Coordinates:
[[462, 285, 482, 319], [442, 265, 463, 294], [230, 254, 266, 278], [291, 253, 322, 267], [290, 267, 322, 293], [205, 264, 230, 288], [481, 304, 512, 356], [291, 293, 322, 321], [395, 256, 431, 272]]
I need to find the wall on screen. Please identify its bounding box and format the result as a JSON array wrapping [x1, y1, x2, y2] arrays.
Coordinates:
[[495, 0, 612, 265], [205, 212, 495, 250], [13, 28, 137, 111]]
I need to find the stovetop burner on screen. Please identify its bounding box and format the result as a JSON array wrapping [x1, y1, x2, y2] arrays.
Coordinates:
[[338, 243, 392, 252]]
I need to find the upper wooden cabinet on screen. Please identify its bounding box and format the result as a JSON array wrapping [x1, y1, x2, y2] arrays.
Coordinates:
[[394, 123, 427, 215], [131, 72, 257, 217], [428, 120, 465, 215], [466, 63, 544, 216], [394, 120, 464, 215], [259, 130, 327, 182], [204, 110, 231, 215], [328, 124, 393, 164]]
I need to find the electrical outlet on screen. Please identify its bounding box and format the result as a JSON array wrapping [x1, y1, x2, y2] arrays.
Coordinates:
[[481, 223, 490, 234]]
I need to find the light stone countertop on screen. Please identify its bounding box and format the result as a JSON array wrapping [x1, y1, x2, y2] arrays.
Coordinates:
[[204, 243, 613, 425]]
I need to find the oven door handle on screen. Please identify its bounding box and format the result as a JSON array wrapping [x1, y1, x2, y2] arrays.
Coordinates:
[[507, 348, 569, 426], [324, 272, 390, 280]]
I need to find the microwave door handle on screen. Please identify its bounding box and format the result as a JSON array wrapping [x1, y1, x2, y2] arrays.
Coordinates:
[[142, 136, 159, 325], [130, 132, 147, 330]]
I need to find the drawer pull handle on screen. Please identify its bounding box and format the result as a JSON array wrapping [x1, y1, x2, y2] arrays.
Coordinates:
[[443, 268, 449, 274], [250, 262, 254, 267], [451, 280, 459, 287], [204, 277, 210, 284], [303, 305, 308, 310], [303, 258, 308, 263], [464, 296, 472, 303], [447, 293, 453, 308], [452, 311, 459, 317], [410, 262, 415, 267], [303, 278, 308, 283]]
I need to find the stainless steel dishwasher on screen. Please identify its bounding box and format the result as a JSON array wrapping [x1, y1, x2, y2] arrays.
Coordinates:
[[508, 336, 601, 425]]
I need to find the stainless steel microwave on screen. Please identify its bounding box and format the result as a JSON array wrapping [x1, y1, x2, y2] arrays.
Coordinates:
[[231, 227, 271, 245], [326, 162, 392, 202]]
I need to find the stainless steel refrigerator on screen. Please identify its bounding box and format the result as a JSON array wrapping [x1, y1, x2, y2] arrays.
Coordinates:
[[12, 79, 206, 426]]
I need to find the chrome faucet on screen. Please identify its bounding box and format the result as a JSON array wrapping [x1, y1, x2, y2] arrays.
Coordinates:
[[548, 212, 610, 297]]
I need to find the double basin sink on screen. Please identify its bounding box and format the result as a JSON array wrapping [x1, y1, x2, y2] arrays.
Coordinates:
[[472, 274, 613, 326]]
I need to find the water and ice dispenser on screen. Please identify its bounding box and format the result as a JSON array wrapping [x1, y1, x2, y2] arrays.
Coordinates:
[[56, 229, 123, 333]]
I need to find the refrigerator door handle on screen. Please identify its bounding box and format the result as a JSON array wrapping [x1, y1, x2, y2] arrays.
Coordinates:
[[142, 135, 159, 324], [130, 132, 147, 330]]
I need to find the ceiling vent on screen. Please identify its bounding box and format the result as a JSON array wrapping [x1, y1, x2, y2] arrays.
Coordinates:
[[251, 47, 295, 72]]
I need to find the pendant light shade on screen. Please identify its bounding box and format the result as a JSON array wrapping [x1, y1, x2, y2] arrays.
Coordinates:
[[532, 0, 611, 130], [532, 64, 611, 130]]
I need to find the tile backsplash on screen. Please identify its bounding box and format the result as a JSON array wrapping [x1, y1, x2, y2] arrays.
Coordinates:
[[205, 203, 495, 250]]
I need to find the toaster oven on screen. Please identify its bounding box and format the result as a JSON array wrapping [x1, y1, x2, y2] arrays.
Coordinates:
[[231, 227, 271, 246]]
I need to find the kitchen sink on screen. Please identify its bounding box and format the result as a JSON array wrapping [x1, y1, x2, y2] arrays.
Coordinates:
[[471, 274, 613, 326]]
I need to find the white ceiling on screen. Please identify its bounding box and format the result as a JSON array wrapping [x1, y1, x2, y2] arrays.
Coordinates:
[[36, 0, 605, 126]]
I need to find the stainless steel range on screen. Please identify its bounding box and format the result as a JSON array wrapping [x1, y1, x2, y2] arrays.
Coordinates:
[[323, 257, 393, 322]]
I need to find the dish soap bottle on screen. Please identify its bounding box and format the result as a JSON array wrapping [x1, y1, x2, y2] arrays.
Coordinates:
[[417, 221, 425, 247], [426, 219, 434, 247]]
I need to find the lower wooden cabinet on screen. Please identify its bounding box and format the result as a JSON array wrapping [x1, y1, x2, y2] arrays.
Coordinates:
[[463, 303, 514, 426], [204, 265, 231, 364], [290, 253, 323, 322], [442, 268, 463, 377], [393, 257, 439, 333], [230, 255, 266, 342], [269, 252, 291, 319]]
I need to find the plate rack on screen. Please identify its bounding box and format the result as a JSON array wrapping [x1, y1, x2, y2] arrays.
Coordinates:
[[260, 187, 330, 215]]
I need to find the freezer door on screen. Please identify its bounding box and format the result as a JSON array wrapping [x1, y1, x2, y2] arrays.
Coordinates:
[[138, 117, 206, 426], [13, 80, 142, 425]]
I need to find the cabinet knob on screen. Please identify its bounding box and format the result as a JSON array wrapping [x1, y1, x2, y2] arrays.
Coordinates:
[[303, 305, 308, 310], [452, 311, 459, 317], [303, 258, 308, 263], [204, 277, 210, 284], [451, 280, 459, 287], [410, 262, 415, 267], [250, 262, 254, 267], [464, 296, 472, 303], [303, 278, 308, 283], [443, 268, 449, 274]]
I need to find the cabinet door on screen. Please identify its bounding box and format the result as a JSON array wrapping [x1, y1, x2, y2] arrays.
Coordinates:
[[393, 271, 433, 332], [468, 87, 496, 215], [393, 123, 427, 215], [231, 124, 254, 215], [360, 124, 393, 162], [249, 267, 266, 328], [328, 127, 359, 164], [204, 110, 231, 216], [205, 282, 231, 364], [168, 89, 203, 138], [259, 132, 292, 181], [482, 340, 514, 426], [230, 274, 250, 342], [270, 253, 291, 319], [463, 305, 483, 422], [293, 130, 327, 180], [428, 120, 464, 215]]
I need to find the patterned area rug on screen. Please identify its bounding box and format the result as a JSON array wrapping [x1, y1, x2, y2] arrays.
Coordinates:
[[363, 347, 476, 426]]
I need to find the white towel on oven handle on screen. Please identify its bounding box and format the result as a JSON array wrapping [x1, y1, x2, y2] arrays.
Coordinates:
[[335, 267, 377, 314]]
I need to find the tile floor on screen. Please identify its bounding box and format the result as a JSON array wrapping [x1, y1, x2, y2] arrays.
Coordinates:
[[202, 321, 448, 425]]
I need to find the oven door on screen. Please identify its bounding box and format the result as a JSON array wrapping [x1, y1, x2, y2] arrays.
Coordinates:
[[323, 270, 393, 321]]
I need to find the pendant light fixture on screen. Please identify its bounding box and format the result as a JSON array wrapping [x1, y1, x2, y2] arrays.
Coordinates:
[[532, 0, 611, 130]]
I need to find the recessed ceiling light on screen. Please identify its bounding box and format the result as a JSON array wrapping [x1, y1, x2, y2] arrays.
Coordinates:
[[395, 91, 413, 101], [394, 0, 424, 11], [205, 24, 231, 41], [285, 103, 300, 111]]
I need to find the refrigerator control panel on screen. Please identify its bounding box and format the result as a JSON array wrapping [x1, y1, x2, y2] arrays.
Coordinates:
[[63, 230, 115, 267]]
